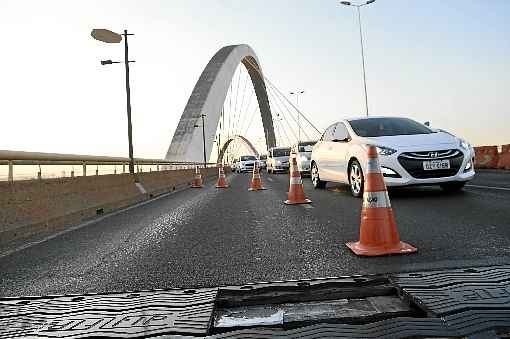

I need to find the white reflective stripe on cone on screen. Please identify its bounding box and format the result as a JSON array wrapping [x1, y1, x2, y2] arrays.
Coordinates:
[[366, 158, 381, 174], [290, 177, 302, 185], [362, 191, 391, 208]]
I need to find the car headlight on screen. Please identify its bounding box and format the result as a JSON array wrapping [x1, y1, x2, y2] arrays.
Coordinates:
[[376, 146, 397, 156], [276, 160, 281, 165], [459, 139, 470, 150]]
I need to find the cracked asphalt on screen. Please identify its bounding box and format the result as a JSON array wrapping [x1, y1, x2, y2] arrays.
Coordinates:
[[1, 170, 509, 297]]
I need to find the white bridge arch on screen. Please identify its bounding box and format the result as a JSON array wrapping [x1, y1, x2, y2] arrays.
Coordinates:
[[217, 135, 259, 164], [165, 44, 276, 162]]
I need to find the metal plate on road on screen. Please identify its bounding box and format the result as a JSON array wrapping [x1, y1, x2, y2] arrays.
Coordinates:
[[390, 265, 510, 289], [402, 281, 510, 316], [0, 289, 217, 338], [208, 317, 455, 339]]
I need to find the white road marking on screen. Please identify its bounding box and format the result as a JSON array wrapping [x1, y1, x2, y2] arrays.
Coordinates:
[[466, 184, 510, 191], [267, 177, 273, 182]]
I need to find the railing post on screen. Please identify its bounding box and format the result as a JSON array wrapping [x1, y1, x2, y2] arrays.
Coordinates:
[[122, 163, 126, 173], [157, 164, 160, 171], [83, 162, 87, 176], [37, 164, 42, 180], [95, 165, 99, 176], [114, 165, 117, 175], [71, 168, 75, 178], [8, 161, 13, 182]]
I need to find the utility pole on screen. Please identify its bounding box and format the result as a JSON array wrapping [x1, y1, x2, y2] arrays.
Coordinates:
[[339, 0, 375, 117]]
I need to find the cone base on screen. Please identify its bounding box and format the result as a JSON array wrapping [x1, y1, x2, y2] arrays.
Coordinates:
[[345, 241, 417, 257], [191, 185, 203, 188], [248, 187, 266, 191], [284, 198, 312, 205], [216, 185, 229, 188]]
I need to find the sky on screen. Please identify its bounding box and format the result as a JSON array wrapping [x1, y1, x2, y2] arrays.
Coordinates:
[[0, 0, 508, 159]]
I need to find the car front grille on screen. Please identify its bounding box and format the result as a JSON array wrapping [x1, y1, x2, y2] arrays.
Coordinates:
[[398, 149, 464, 179]]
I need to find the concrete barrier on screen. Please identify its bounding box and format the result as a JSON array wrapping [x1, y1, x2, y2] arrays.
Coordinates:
[[497, 144, 510, 170], [0, 167, 219, 248], [474, 146, 499, 169]]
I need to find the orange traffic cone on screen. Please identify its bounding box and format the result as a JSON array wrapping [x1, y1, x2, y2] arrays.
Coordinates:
[[248, 161, 266, 191], [216, 165, 229, 188], [191, 166, 203, 188], [346, 145, 417, 256], [285, 155, 311, 205]]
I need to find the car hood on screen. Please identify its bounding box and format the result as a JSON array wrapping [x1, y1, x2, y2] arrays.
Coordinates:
[[363, 132, 459, 149]]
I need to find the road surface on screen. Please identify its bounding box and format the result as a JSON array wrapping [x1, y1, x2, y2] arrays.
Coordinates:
[[1, 170, 509, 297]]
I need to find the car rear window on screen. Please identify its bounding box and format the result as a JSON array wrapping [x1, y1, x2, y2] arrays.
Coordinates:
[[240, 155, 257, 161], [349, 118, 433, 137], [272, 148, 290, 157], [298, 141, 316, 152]]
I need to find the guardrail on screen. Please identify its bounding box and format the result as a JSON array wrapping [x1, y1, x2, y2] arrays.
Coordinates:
[[0, 150, 217, 182]]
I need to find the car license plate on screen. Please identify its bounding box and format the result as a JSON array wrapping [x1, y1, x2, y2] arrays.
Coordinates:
[[423, 159, 450, 170]]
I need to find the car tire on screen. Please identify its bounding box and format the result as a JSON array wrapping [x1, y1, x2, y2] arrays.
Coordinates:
[[311, 162, 327, 189], [440, 181, 466, 192], [349, 159, 364, 198]]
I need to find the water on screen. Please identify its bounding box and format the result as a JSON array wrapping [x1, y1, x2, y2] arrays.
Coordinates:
[[0, 164, 187, 181]]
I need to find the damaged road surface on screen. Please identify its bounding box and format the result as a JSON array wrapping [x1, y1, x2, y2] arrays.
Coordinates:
[[2, 265, 510, 338]]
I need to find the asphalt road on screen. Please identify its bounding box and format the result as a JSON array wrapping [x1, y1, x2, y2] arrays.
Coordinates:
[[1, 170, 509, 297]]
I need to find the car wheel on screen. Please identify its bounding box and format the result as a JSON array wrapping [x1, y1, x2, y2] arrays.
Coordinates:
[[440, 181, 466, 192], [311, 162, 326, 189], [349, 160, 364, 198]]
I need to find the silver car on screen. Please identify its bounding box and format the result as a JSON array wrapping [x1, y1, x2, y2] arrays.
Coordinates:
[[266, 147, 291, 174], [291, 141, 316, 176]]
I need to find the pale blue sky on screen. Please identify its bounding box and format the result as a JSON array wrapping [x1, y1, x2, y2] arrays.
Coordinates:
[[0, 0, 508, 158]]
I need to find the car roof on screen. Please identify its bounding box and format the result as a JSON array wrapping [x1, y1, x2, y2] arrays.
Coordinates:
[[345, 116, 409, 122]]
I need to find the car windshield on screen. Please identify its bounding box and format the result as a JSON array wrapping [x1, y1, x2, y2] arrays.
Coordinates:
[[240, 155, 256, 161], [349, 118, 433, 137], [273, 148, 291, 157], [298, 141, 316, 152]]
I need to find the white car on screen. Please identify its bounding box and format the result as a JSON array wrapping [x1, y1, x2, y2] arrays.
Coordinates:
[[311, 117, 475, 197], [266, 147, 291, 174], [291, 141, 317, 176], [258, 154, 267, 170], [236, 155, 257, 173]]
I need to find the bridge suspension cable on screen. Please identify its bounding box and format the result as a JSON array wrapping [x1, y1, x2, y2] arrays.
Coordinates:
[[213, 55, 324, 164]]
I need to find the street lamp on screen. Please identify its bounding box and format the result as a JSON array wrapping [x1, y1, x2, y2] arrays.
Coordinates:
[[91, 28, 137, 179], [289, 90, 304, 142], [194, 114, 207, 168], [339, 0, 375, 117]]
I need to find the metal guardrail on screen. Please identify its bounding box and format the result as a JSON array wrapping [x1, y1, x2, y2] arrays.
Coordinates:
[[0, 150, 216, 182]]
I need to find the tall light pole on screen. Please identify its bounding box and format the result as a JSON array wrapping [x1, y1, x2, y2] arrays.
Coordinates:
[[339, 0, 375, 117], [289, 90, 304, 142], [194, 114, 207, 168], [91, 29, 137, 179]]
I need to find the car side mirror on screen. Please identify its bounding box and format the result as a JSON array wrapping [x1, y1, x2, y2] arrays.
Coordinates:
[[424, 121, 430, 126]]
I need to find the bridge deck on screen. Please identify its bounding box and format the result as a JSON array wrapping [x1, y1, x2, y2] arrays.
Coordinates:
[[0, 170, 509, 297]]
